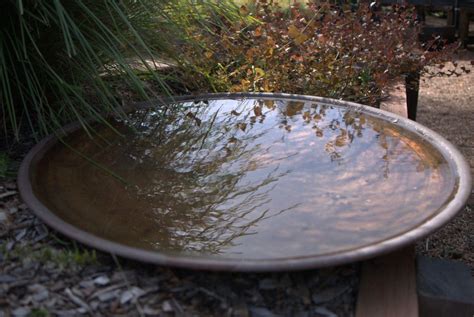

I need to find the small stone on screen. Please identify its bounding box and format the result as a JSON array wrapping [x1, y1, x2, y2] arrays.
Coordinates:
[[12, 307, 31, 317], [93, 276, 110, 286], [8, 207, 18, 214], [0, 212, 7, 222], [120, 287, 145, 305], [98, 291, 117, 302], [33, 290, 49, 302], [79, 280, 94, 289], [120, 290, 134, 305], [162, 300, 173, 312], [15, 229, 27, 241]]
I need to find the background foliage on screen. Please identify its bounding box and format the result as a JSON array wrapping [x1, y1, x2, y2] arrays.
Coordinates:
[[0, 0, 465, 144], [0, 0, 239, 141], [180, 0, 460, 106]]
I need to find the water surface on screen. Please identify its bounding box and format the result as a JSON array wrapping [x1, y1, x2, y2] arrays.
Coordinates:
[[33, 98, 457, 260]]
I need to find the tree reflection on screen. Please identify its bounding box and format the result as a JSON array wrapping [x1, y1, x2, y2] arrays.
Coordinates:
[[271, 100, 368, 163], [52, 97, 445, 256], [78, 101, 301, 254]]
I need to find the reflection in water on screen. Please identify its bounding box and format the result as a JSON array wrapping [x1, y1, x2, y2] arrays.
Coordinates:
[[33, 98, 456, 260]]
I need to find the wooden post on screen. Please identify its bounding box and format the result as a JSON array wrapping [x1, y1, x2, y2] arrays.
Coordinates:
[[356, 248, 419, 317], [406, 71, 420, 121], [447, 9, 454, 26], [458, 9, 472, 47]]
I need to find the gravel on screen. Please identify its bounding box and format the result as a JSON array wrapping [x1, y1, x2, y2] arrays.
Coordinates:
[[415, 49, 474, 271]]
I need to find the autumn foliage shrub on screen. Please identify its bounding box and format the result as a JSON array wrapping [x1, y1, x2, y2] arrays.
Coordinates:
[[180, 1, 459, 106]]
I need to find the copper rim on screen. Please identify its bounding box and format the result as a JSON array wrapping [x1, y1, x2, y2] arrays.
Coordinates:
[[17, 93, 472, 272]]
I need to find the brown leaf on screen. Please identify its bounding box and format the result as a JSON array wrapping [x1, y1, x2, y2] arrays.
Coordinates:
[[284, 101, 304, 116], [335, 130, 348, 147], [294, 34, 309, 45], [288, 25, 301, 39], [264, 100, 275, 109], [303, 111, 311, 121], [254, 106, 262, 116]]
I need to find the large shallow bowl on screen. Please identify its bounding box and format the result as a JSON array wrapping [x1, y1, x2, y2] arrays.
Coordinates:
[[18, 93, 472, 271]]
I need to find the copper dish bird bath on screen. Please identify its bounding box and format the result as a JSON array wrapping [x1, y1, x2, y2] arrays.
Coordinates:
[[18, 93, 471, 271]]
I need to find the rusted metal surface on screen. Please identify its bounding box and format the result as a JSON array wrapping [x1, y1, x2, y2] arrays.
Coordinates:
[[17, 93, 472, 271]]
